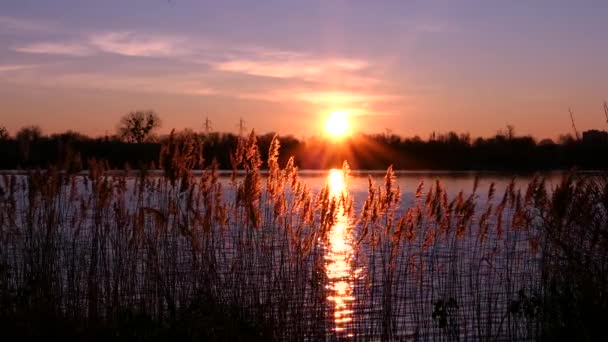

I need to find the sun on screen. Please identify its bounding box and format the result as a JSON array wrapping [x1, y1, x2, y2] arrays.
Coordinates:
[[325, 111, 350, 138]]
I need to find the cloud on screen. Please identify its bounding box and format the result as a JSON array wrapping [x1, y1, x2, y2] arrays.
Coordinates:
[[59, 73, 214, 96], [204, 46, 396, 108], [2, 26, 394, 113], [1, 68, 217, 98], [0, 16, 55, 32], [9, 30, 376, 88], [233, 87, 395, 106], [14, 32, 189, 58], [209, 47, 388, 101], [14, 42, 93, 57], [215, 55, 368, 81], [0, 64, 38, 72], [89, 32, 188, 57], [292, 90, 395, 105]]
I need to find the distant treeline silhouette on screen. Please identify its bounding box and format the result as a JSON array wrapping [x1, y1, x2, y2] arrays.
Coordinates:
[[0, 125, 607, 170]]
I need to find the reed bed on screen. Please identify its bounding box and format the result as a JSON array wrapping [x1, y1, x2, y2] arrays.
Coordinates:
[[0, 131, 606, 341]]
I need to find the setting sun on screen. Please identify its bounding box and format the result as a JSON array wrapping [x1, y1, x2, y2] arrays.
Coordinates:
[[325, 111, 350, 138]]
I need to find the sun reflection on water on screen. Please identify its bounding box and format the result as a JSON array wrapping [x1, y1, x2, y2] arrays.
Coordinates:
[[325, 168, 359, 337]]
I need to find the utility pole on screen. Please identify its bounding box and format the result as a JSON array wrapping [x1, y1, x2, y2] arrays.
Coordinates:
[[603, 101, 608, 126], [203, 117, 213, 134], [569, 108, 580, 140], [237, 117, 246, 137]]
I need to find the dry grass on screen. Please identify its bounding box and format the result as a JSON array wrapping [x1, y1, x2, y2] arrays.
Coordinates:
[[0, 131, 606, 341]]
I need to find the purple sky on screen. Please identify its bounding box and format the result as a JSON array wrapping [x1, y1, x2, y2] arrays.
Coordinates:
[[0, 0, 607, 139]]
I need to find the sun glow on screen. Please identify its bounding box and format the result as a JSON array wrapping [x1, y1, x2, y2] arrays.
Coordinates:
[[325, 111, 350, 138]]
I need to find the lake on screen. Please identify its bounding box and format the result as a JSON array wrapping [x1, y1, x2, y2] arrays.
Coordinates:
[[0, 169, 582, 340]]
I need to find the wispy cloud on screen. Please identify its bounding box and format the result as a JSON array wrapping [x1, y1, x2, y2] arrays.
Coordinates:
[[13, 31, 190, 58], [210, 47, 394, 107], [89, 32, 188, 57], [292, 90, 395, 105], [0, 16, 56, 32], [215, 55, 368, 81], [14, 42, 93, 56], [9, 29, 374, 86], [1, 68, 217, 97], [233, 87, 395, 106], [0, 64, 38, 72], [57, 73, 215, 96], [3, 26, 395, 114]]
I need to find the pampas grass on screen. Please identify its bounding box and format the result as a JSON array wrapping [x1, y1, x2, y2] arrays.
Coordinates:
[[0, 132, 606, 341]]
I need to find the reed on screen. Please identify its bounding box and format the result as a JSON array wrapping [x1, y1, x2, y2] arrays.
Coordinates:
[[0, 132, 605, 341]]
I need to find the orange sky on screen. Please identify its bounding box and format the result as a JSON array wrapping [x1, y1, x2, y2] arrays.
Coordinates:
[[1, 1, 607, 140]]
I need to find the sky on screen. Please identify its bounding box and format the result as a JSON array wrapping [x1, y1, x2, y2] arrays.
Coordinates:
[[0, 0, 607, 140]]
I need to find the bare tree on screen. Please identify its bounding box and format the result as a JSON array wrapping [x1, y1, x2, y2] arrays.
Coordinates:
[[117, 110, 161, 143]]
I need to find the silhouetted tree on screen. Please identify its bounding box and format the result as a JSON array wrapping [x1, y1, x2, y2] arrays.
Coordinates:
[[50, 130, 89, 142], [538, 138, 555, 146], [0, 126, 8, 140], [117, 110, 161, 143], [558, 134, 576, 145], [16, 125, 42, 141], [15, 125, 42, 163], [0, 124, 607, 170], [506, 124, 515, 140]]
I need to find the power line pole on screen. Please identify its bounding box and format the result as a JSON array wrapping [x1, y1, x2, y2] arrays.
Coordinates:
[[569, 108, 580, 140], [237, 117, 246, 136], [203, 116, 213, 134]]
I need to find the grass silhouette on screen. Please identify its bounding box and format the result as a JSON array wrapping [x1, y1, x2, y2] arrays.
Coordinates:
[[0, 132, 606, 340]]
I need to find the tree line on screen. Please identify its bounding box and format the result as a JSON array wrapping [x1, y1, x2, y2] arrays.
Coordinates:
[[1, 110, 607, 171]]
